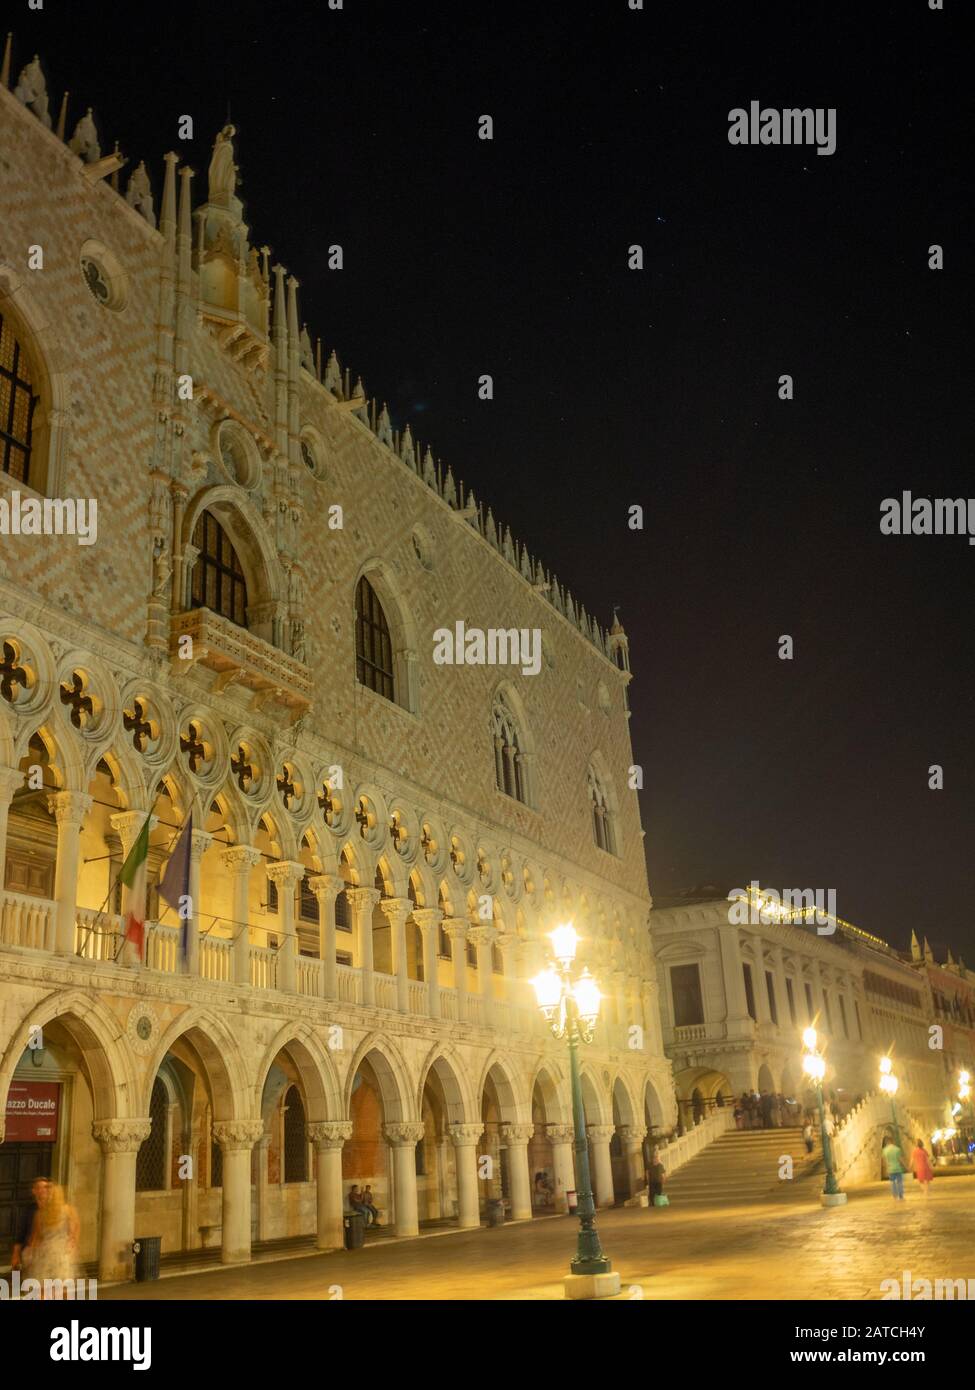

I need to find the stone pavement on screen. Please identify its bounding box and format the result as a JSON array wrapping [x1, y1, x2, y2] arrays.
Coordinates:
[[100, 1177, 975, 1301]]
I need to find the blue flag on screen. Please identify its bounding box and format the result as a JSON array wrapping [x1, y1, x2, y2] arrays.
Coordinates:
[[158, 814, 192, 965]]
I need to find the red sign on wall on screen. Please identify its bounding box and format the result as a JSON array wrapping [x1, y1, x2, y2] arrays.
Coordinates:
[[4, 1080, 60, 1142]]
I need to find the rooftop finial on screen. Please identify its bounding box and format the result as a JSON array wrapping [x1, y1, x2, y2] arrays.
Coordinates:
[[208, 124, 238, 205]]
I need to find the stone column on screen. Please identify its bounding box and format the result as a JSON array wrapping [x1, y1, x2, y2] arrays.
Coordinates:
[[222, 845, 261, 986], [213, 1120, 264, 1264], [500, 1123, 534, 1220], [384, 1122, 424, 1237], [443, 918, 469, 1022], [254, 1132, 270, 1242], [641, 977, 663, 1055], [588, 1124, 616, 1208], [92, 1118, 151, 1282], [750, 933, 771, 1023], [187, 828, 212, 977], [810, 958, 827, 1029], [308, 1121, 352, 1250], [718, 920, 753, 1037], [547, 1124, 575, 1212], [379, 896, 412, 1012], [449, 1123, 483, 1228], [411, 907, 442, 1018], [267, 860, 305, 995], [345, 886, 379, 1006], [771, 945, 790, 1031], [309, 873, 344, 1000], [0, 764, 24, 891], [619, 1124, 648, 1195], [468, 924, 496, 1026], [48, 791, 93, 956]]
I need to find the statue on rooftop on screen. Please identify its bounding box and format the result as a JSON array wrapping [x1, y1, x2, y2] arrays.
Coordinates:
[[208, 124, 238, 203], [69, 108, 101, 164], [14, 55, 52, 128], [126, 161, 156, 227]]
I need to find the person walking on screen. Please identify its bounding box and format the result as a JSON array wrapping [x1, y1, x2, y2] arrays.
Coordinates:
[[646, 1150, 667, 1207], [882, 1133, 907, 1201], [802, 1120, 814, 1155], [909, 1138, 934, 1195], [10, 1176, 47, 1275], [26, 1182, 80, 1296]]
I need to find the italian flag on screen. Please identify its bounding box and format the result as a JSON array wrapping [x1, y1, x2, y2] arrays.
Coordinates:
[[119, 814, 152, 965]]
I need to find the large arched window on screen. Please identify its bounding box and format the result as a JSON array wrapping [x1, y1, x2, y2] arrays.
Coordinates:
[[191, 511, 248, 628], [588, 764, 615, 854], [355, 575, 394, 701], [492, 696, 527, 803], [0, 311, 39, 485], [136, 1077, 168, 1191], [283, 1085, 308, 1183]]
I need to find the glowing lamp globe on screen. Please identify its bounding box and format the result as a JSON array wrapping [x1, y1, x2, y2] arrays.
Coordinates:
[[532, 968, 562, 1013], [802, 1053, 825, 1082], [802, 1026, 818, 1052], [879, 1056, 892, 1076], [879, 1072, 898, 1096], [572, 969, 601, 1025], [549, 923, 578, 964], [960, 1070, 971, 1086]]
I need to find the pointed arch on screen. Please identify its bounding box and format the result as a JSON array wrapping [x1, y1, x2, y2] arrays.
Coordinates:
[[354, 558, 418, 713]]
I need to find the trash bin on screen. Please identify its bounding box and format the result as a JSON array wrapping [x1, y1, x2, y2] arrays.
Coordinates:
[[344, 1212, 366, 1249], [487, 1197, 506, 1227], [133, 1236, 162, 1282]]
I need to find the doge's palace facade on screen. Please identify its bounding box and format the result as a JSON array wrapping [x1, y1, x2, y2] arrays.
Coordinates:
[[0, 47, 667, 1280]]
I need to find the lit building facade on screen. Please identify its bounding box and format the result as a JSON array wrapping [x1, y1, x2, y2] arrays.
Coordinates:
[[0, 47, 668, 1280]]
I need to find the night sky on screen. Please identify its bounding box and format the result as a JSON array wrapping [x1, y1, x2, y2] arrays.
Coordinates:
[[20, 1, 973, 957]]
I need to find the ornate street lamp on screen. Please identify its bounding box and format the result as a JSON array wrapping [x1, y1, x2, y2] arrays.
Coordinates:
[[878, 1055, 901, 1149], [957, 1070, 974, 1155], [532, 924, 621, 1299], [801, 1026, 846, 1206]]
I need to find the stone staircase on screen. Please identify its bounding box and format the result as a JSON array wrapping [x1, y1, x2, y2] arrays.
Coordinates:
[[661, 1125, 823, 1206]]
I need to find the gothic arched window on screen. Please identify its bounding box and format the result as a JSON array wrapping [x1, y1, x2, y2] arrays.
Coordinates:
[[191, 511, 248, 628], [588, 764, 615, 854], [283, 1085, 308, 1183], [0, 311, 39, 485], [492, 696, 527, 804], [355, 576, 394, 702], [136, 1077, 168, 1191]]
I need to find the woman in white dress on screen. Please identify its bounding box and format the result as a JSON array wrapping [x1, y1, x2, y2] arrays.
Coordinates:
[[28, 1181, 80, 1296]]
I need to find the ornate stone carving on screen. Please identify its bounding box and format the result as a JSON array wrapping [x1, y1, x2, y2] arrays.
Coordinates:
[[92, 1119, 152, 1154], [221, 845, 262, 876], [448, 1123, 484, 1147], [546, 1125, 574, 1144], [208, 125, 238, 203], [307, 1121, 353, 1150], [383, 1122, 425, 1147], [587, 1124, 616, 1143], [500, 1123, 534, 1145], [212, 1120, 265, 1152]]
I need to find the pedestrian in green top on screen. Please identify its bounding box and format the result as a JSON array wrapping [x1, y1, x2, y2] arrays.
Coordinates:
[[882, 1132, 906, 1200]]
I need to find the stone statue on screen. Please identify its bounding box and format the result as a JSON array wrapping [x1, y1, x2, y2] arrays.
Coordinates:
[[126, 161, 156, 227], [69, 108, 101, 164], [291, 618, 306, 664], [208, 125, 238, 203], [14, 55, 51, 128], [151, 542, 172, 598]]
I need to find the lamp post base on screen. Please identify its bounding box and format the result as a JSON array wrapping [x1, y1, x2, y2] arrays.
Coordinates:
[[820, 1191, 848, 1207], [564, 1270, 622, 1300]]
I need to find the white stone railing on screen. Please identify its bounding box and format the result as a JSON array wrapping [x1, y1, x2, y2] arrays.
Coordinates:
[[336, 963, 360, 1004], [200, 933, 233, 983], [75, 908, 122, 961], [408, 979, 426, 1014], [147, 921, 180, 973], [655, 1105, 735, 1175], [374, 972, 397, 1010], [830, 1091, 929, 1187], [297, 955, 323, 997], [1, 890, 55, 952], [674, 1023, 708, 1043], [249, 944, 277, 991], [440, 987, 457, 1021]]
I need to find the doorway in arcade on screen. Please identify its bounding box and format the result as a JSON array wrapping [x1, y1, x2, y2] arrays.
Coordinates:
[[1, 1077, 60, 1263]]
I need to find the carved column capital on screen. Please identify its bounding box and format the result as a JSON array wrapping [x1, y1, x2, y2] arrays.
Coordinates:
[[410, 907, 443, 934], [344, 886, 380, 914], [546, 1124, 574, 1144], [212, 1120, 265, 1153], [383, 1122, 425, 1147], [308, 873, 345, 903], [0, 766, 25, 801], [377, 896, 412, 925], [92, 1118, 152, 1154], [448, 1123, 484, 1148], [307, 1121, 353, 1150], [587, 1124, 616, 1143], [442, 917, 469, 942], [618, 1125, 648, 1148], [47, 790, 92, 828], [266, 858, 305, 890], [221, 844, 262, 875], [467, 925, 497, 948], [189, 828, 212, 864], [500, 1123, 534, 1146]]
